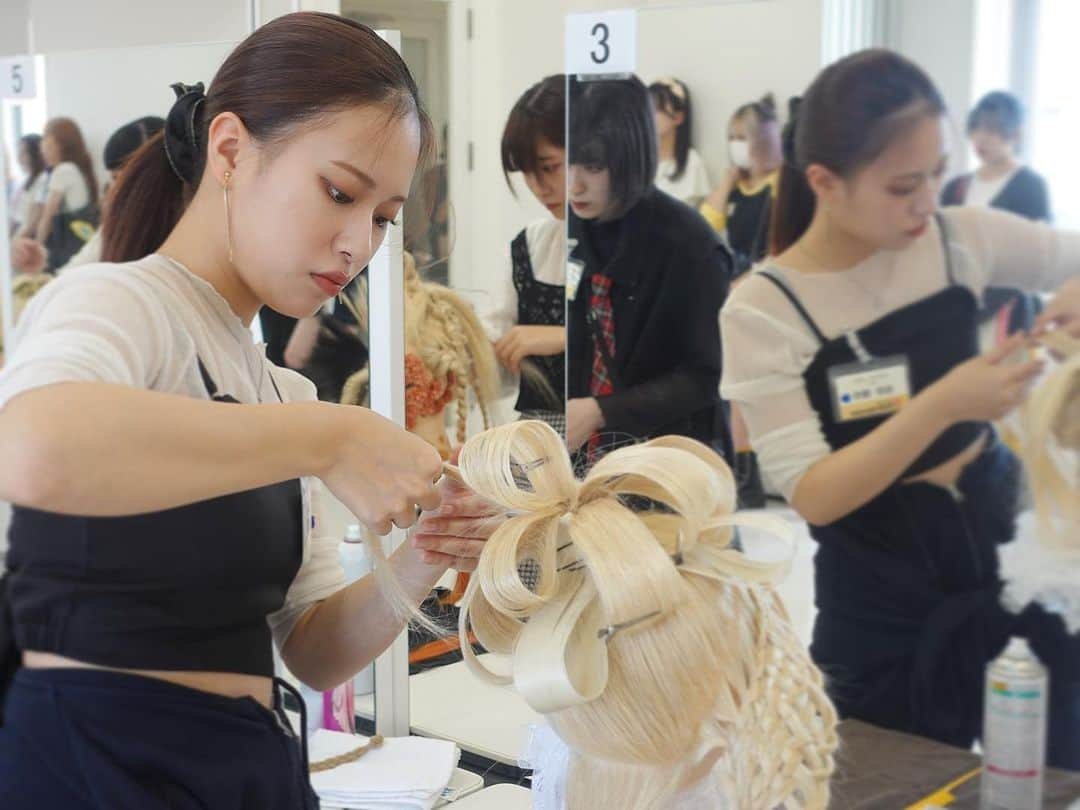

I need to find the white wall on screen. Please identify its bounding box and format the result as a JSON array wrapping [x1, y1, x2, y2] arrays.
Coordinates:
[[0, 0, 31, 56], [885, 0, 979, 176], [28, 0, 250, 53]]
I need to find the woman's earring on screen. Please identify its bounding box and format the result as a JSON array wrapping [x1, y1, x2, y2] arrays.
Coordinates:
[[223, 170, 234, 265]]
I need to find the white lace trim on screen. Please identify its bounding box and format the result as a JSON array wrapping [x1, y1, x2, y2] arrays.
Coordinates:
[[520, 723, 729, 810], [1000, 515, 1080, 635]]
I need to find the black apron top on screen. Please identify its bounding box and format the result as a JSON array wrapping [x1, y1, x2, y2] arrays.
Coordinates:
[[0, 359, 304, 722], [510, 228, 566, 413], [762, 216, 1010, 746], [758, 213, 986, 484]]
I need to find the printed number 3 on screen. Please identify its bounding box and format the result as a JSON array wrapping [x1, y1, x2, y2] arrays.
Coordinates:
[[590, 22, 610, 65]]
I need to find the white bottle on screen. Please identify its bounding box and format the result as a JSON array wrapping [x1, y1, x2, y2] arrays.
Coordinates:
[[339, 525, 375, 697], [980, 637, 1048, 810]]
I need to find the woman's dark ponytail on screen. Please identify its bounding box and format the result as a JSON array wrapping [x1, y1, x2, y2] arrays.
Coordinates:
[[768, 97, 813, 255], [102, 12, 434, 263], [101, 132, 187, 263]]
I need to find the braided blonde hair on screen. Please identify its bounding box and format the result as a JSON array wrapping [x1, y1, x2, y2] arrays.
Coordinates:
[[340, 253, 497, 445], [457, 421, 838, 810], [1022, 331, 1080, 548]]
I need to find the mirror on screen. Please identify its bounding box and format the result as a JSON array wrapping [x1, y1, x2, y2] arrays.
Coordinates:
[[556, 0, 1080, 790]]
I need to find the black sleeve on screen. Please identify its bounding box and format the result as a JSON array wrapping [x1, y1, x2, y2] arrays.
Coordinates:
[[1028, 172, 1051, 222], [941, 176, 965, 206], [596, 243, 730, 436]]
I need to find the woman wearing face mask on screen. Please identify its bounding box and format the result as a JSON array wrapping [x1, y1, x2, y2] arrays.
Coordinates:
[[699, 95, 783, 510], [485, 75, 567, 432], [720, 50, 1080, 767], [565, 76, 733, 467], [0, 14, 500, 807], [942, 91, 1051, 338], [648, 77, 711, 208], [700, 93, 783, 277]]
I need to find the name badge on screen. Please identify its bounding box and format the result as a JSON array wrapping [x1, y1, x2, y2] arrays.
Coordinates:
[[566, 259, 585, 302], [828, 355, 911, 423]]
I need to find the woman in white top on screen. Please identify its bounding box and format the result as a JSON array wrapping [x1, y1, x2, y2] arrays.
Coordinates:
[[942, 91, 1051, 336], [486, 75, 568, 432], [30, 117, 99, 269], [720, 49, 1080, 769], [0, 14, 498, 808], [649, 78, 711, 208], [9, 135, 48, 237]]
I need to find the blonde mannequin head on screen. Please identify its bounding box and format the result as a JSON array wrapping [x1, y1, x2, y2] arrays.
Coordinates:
[[340, 251, 498, 457], [457, 421, 837, 810], [1022, 331, 1080, 548]]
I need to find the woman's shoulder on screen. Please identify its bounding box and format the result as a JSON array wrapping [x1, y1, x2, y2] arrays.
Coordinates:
[[525, 217, 564, 247], [650, 188, 719, 245], [40, 255, 194, 307], [1010, 165, 1049, 192], [267, 364, 318, 403]]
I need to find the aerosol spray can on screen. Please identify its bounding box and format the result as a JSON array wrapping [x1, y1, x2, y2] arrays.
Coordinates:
[[980, 637, 1048, 810]]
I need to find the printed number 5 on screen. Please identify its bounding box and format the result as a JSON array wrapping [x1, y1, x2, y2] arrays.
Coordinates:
[[590, 22, 610, 65]]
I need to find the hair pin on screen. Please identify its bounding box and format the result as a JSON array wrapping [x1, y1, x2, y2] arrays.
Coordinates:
[[513, 456, 549, 474], [597, 609, 663, 642]]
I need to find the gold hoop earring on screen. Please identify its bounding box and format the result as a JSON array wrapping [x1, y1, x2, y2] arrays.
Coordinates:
[[223, 170, 234, 264]]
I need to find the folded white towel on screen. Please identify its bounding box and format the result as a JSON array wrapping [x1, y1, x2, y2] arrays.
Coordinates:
[[308, 729, 460, 810]]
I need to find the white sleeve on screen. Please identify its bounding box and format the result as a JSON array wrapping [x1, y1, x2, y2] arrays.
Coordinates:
[[0, 266, 175, 411], [945, 206, 1080, 293], [266, 366, 347, 651], [59, 229, 103, 273], [481, 243, 519, 341], [46, 163, 79, 206], [720, 284, 832, 501]]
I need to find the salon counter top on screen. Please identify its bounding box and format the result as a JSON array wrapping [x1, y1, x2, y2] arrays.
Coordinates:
[[354, 655, 540, 767], [447, 784, 531, 809], [832, 719, 1080, 808]]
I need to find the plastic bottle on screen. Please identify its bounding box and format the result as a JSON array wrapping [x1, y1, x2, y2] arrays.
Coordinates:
[[339, 524, 375, 697]]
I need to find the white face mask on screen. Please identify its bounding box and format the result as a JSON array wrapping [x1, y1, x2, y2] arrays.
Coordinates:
[[728, 140, 752, 170]]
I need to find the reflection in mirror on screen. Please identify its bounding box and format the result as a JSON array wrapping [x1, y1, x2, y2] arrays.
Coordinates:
[[565, 73, 731, 471], [714, 0, 1080, 780]]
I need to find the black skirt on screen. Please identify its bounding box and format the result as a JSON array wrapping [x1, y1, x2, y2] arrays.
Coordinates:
[[0, 667, 320, 808]]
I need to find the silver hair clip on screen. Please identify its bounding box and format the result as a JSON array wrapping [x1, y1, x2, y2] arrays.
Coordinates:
[[597, 609, 663, 643], [513, 457, 549, 474]]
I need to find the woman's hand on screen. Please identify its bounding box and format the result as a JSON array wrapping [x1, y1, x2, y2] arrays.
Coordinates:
[[1035, 277, 1080, 339], [283, 315, 322, 370], [494, 325, 566, 374], [11, 237, 47, 274], [319, 404, 443, 536], [926, 332, 1044, 424], [409, 449, 504, 572], [566, 396, 604, 452]]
